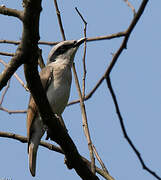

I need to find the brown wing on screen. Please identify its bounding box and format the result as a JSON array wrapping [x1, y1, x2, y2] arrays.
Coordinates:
[[27, 66, 53, 140]]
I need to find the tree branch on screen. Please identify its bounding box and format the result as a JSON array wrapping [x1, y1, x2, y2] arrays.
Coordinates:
[[0, 51, 15, 56], [53, 0, 66, 40], [0, 6, 23, 20], [0, 107, 27, 114], [72, 63, 96, 174], [123, 0, 136, 16], [0, 79, 10, 105], [67, 0, 150, 107], [106, 77, 161, 180], [67, 75, 105, 106], [75, 7, 87, 98], [0, 32, 126, 46], [0, 59, 28, 91], [104, 1, 161, 180], [21, 1, 99, 179], [0, 131, 114, 180]]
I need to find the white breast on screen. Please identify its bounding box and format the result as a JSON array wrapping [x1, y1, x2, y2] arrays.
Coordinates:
[[46, 62, 72, 115]]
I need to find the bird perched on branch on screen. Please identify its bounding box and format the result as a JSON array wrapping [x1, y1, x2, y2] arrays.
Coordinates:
[[26, 38, 86, 176]]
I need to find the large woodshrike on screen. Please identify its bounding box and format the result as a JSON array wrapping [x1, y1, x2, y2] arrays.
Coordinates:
[[27, 38, 86, 176]]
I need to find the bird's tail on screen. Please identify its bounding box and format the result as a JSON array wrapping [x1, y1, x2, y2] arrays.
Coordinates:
[[28, 142, 38, 177]]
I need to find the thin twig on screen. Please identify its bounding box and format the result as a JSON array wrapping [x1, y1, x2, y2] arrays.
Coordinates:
[[123, 0, 136, 16], [87, 32, 126, 42], [0, 59, 28, 91], [72, 63, 95, 174], [75, 7, 87, 98], [92, 145, 109, 174], [13, 73, 29, 91], [75, 7, 87, 25], [0, 32, 126, 46], [0, 76, 27, 114], [38, 48, 46, 69], [75, 8, 106, 175], [0, 79, 10, 105], [0, 106, 27, 114], [53, 0, 66, 41], [67, 75, 105, 106], [0, 60, 28, 114]]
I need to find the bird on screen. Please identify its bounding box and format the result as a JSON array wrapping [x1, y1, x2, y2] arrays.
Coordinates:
[[26, 38, 86, 176]]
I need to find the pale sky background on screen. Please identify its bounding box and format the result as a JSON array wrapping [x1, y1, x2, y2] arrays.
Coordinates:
[[0, 1, 161, 180]]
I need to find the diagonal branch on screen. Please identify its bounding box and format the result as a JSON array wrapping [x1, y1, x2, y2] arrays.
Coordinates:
[[67, 75, 105, 106], [0, 50, 25, 90], [104, 0, 161, 180], [53, 0, 66, 40], [72, 63, 96, 174], [0, 131, 114, 180], [123, 0, 136, 16], [0, 59, 28, 91], [22, 1, 99, 180], [0, 79, 10, 105], [106, 77, 161, 180], [92, 145, 109, 174], [105, 0, 150, 77], [67, 0, 150, 107]]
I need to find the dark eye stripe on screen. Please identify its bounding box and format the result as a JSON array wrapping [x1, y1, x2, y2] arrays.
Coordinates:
[[56, 44, 73, 55]]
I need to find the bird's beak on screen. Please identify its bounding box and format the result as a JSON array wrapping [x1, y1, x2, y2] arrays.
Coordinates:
[[75, 37, 86, 47]]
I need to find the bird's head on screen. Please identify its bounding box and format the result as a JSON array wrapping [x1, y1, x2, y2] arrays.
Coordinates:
[[47, 38, 86, 65]]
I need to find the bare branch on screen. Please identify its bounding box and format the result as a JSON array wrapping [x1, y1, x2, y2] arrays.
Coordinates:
[[0, 59, 28, 91], [0, 40, 20, 45], [38, 41, 59, 45], [106, 77, 161, 180], [0, 49, 25, 90], [92, 145, 109, 174], [75, 7, 87, 25], [0, 106, 27, 114], [0, 6, 23, 20], [0, 51, 15, 56], [38, 48, 46, 69], [87, 32, 126, 42], [72, 63, 96, 174], [103, 1, 161, 179], [0, 40, 58, 46], [0, 79, 10, 105], [0, 61, 27, 114], [0, 131, 63, 153], [105, 0, 150, 77], [68, 0, 150, 107], [13, 73, 29, 91], [0, 32, 126, 46], [123, 0, 136, 16], [53, 0, 66, 40], [67, 75, 105, 106], [75, 7, 87, 98], [0, 131, 114, 180]]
